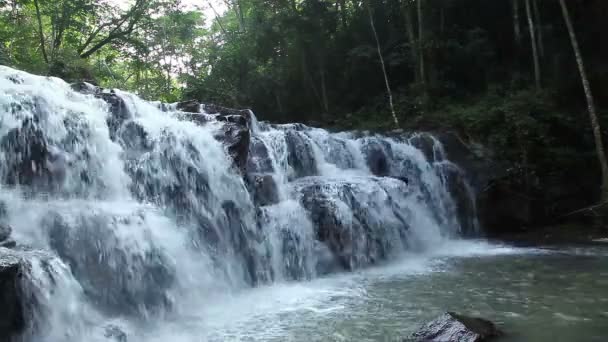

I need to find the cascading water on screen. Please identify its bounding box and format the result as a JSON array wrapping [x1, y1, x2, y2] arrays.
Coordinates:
[[0, 66, 478, 341]]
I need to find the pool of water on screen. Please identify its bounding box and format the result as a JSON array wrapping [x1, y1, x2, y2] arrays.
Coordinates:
[[126, 240, 608, 342]]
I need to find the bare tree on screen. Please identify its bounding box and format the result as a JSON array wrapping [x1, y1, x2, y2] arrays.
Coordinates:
[[366, 1, 399, 128], [417, 0, 426, 89], [559, 0, 608, 208], [525, 0, 540, 90], [512, 0, 521, 45]]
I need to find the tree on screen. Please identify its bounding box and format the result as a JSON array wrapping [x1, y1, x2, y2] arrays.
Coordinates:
[[366, 0, 399, 128], [559, 0, 608, 210], [525, 0, 540, 90]]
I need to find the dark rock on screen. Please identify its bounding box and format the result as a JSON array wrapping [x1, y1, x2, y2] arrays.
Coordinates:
[[104, 324, 127, 342], [285, 130, 318, 179], [96, 92, 130, 140], [70, 82, 99, 95], [360, 138, 393, 177], [295, 177, 410, 270], [247, 137, 274, 173], [177, 112, 215, 126], [409, 133, 439, 162], [0, 118, 53, 187], [0, 239, 17, 249], [176, 100, 202, 113], [410, 312, 502, 342], [0, 249, 26, 338], [248, 174, 280, 206], [45, 211, 175, 316], [0, 223, 12, 242], [215, 121, 251, 173]]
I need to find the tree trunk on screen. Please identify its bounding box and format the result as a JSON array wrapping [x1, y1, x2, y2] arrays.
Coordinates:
[[33, 0, 49, 64], [403, 1, 420, 82], [417, 0, 426, 89], [512, 0, 521, 45], [532, 0, 544, 58], [559, 0, 608, 208], [525, 0, 541, 90], [366, 1, 399, 128]]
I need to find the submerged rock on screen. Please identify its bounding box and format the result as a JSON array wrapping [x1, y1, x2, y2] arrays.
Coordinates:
[[410, 312, 502, 342]]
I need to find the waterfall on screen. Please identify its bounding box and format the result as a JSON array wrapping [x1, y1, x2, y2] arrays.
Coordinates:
[[0, 66, 477, 341]]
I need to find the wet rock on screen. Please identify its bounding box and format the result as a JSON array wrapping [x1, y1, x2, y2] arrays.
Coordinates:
[[0, 249, 26, 338], [247, 137, 274, 173], [96, 92, 130, 140], [295, 177, 410, 270], [248, 174, 279, 206], [0, 223, 11, 242], [360, 138, 393, 177], [215, 120, 250, 173], [410, 312, 502, 342], [285, 130, 318, 179], [104, 324, 127, 342], [0, 118, 53, 187], [45, 211, 175, 316], [70, 82, 99, 95], [176, 100, 201, 113]]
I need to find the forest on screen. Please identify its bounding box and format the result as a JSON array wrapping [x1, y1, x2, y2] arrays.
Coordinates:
[[1, 0, 607, 227]]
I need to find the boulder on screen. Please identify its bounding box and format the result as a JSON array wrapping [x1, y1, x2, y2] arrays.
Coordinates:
[[247, 137, 274, 173], [215, 120, 250, 172], [45, 211, 175, 316], [294, 177, 410, 270], [176, 100, 201, 113], [248, 174, 280, 206], [0, 249, 26, 338], [285, 130, 318, 179], [410, 312, 502, 342], [0, 118, 53, 187], [104, 324, 128, 342], [0, 223, 11, 242], [360, 138, 393, 177]]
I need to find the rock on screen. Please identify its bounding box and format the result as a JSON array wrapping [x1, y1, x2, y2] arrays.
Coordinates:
[[96, 92, 130, 140], [247, 137, 274, 173], [285, 130, 318, 179], [104, 324, 128, 342], [176, 100, 201, 113], [248, 174, 280, 206], [360, 138, 393, 177], [45, 211, 175, 316], [294, 177, 410, 270], [0, 224, 11, 242], [0, 118, 52, 187], [70, 82, 99, 95], [0, 249, 26, 338], [215, 120, 251, 173], [0, 239, 17, 249], [410, 312, 502, 342]]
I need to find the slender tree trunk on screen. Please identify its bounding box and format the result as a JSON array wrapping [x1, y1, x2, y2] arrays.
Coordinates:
[[559, 0, 608, 208], [532, 0, 544, 58], [417, 0, 426, 89], [33, 0, 49, 64], [366, 1, 399, 128], [403, 2, 420, 82], [525, 0, 541, 90], [512, 0, 521, 45]]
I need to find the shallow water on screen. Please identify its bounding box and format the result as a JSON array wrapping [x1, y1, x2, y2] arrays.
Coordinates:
[[122, 240, 608, 342]]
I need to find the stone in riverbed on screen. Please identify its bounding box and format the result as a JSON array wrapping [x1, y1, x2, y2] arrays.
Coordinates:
[[409, 312, 502, 342]]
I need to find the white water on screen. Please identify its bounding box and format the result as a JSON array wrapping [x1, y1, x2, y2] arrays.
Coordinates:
[[1, 66, 485, 341]]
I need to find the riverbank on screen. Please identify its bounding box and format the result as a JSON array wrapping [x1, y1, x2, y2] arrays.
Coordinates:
[[489, 222, 608, 247]]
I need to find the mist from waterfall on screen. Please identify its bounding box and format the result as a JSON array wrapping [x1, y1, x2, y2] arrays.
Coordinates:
[[0, 66, 477, 342]]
